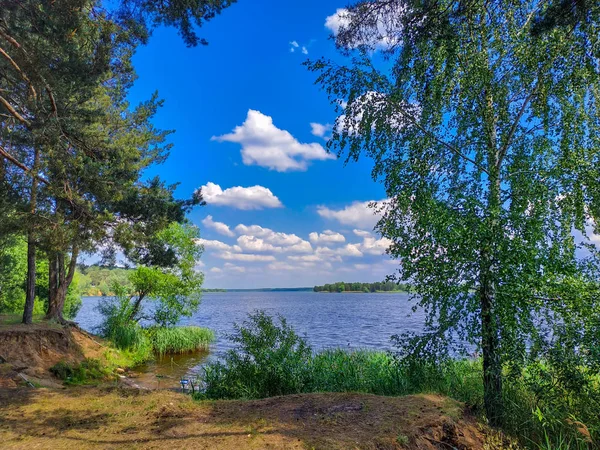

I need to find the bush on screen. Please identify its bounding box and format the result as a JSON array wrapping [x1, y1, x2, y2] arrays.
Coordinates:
[[201, 311, 312, 399], [147, 326, 214, 356], [50, 358, 109, 385]]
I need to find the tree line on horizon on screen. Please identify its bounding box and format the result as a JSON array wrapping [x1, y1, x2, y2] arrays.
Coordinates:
[[313, 281, 408, 293]]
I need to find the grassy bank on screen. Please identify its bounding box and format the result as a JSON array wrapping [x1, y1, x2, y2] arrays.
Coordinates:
[[197, 312, 599, 450]]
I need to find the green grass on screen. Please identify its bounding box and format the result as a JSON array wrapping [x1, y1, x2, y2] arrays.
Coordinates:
[[49, 358, 111, 385], [146, 326, 215, 356]]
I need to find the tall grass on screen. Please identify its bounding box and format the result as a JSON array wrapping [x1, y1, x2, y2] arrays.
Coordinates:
[[147, 326, 215, 356], [197, 311, 599, 449]]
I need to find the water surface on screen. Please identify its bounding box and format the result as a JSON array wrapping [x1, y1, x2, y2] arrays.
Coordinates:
[[75, 291, 425, 387]]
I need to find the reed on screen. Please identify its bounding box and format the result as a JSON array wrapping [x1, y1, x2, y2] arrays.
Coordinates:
[[147, 326, 215, 356]]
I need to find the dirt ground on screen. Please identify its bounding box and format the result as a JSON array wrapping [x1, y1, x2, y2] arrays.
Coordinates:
[[0, 319, 497, 449], [0, 317, 119, 386], [0, 387, 489, 450]]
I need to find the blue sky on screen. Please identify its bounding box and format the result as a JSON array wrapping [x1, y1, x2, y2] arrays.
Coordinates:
[[120, 0, 397, 288]]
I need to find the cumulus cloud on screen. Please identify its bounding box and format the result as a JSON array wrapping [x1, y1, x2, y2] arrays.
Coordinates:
[[201, 215, 235, 237], [237, 235, 281, 253], [358, 236, 392, 255], [289, 40, 299, 52], [235, 224, 309, 248], [223, 262, 246, 273], [212, 110, 335, 172], [309, 230, 346, 244], [196, 238, 241, 252], [216, 252, 276, 262], [267, 261, 297, 271], [337, 243, 364, 257], [199, 182, 283, 210], [310, 122, 333, 139], [353, 229, 372, 238], [301, 46, 308, 54], [317, 200, 388, 229], [236, 232, 313, 254]]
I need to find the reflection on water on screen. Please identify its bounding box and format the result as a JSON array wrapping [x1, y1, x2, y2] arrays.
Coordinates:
[[131, 350, 210, 389]]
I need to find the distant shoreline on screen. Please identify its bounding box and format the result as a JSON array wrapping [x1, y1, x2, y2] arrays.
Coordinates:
[[200, 289, 408, 293]]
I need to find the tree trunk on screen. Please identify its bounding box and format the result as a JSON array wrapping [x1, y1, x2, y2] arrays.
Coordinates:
[[481, 161, 503, 426], [480, 275, 503, 426], [46, 246, 79, 323], [22, 146, 40, 324], [127, 293, 146, 323], [22, 233, 36, 324]]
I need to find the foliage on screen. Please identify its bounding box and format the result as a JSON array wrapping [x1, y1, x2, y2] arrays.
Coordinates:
[[313, 281, 409, 292], [0, 0, 208, 322], [49, 358, 110, 385], [0, 237, 81, 318], [77, 265, 133, 297], [120, 222, 204, 327], [308, 0, 600, 425], [97, 284, 212, 361], [146, 326, 214, 356], [201, 311, 313, 399]]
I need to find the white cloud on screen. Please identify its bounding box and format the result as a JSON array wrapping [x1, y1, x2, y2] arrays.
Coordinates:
[[353, 229, 372, 238], [325, 8, 351, 37], [301, 46, 308, 55], [317, 199, 388, 229], [237, 235, 281, 253], [196, 238, 241, 252], [235, 224, 308, 247], [223, 262, 246, 273], [212, 110, 335, 172], [201, 215, 235, 237], [209, 267, 222, 273], [236, 233, 313, 254], [199, 182, 283, 210], [216, 252, 276, 262], [289, 40, 299, 52], [287, 240, 313, 254], [267, 261, 297, 271], [310, 122, 333, 138], [337, 243, 364, 257], [358, 236, 392, 255], [309, 230, 346, 244], [324, 5, 405, 50]]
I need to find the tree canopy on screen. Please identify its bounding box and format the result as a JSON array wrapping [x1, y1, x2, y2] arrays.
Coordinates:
[[309, 0, 600, 425]]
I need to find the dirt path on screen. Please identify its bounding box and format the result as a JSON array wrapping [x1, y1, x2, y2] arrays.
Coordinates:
[[0, 387, 488, 449]]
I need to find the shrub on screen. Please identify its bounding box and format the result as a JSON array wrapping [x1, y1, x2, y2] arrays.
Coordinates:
[[50, 358, 109, 385], [201, 311, 312, 399]]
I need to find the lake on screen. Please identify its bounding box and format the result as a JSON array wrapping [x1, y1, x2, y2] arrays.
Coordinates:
[[75, 291, 427, 388]]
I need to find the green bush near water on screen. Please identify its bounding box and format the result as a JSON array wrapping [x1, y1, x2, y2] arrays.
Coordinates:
[[50, 359, 110, 385], [197, 311, 600, 450]]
